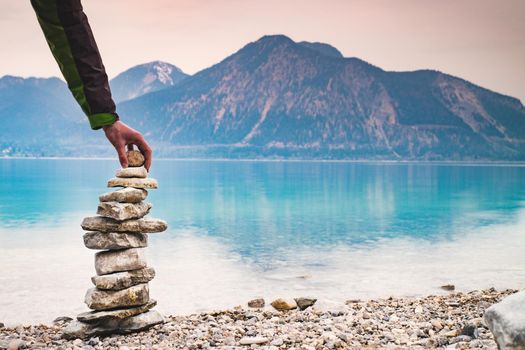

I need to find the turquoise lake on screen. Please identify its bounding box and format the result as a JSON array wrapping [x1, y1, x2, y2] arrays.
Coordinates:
[[1, 159, 524, 324]]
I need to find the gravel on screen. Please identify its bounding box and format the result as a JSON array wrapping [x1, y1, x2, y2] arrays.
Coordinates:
[[0, 288, 517, 349]]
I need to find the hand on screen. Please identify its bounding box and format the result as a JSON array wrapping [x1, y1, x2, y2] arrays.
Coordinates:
[[103, 121, 153, 171]]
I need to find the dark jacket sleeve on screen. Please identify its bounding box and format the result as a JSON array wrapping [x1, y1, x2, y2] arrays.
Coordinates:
[[31, 0, 118, 130]]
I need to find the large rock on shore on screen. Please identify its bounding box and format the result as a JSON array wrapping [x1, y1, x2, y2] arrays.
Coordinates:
[[99, 187, 147, 203], [107, 178, 158, 189], [81, 216, 167, 233], [91, 267, 155, 290], [77, 299, 156, 323], [484, 290, 525, 350], [95, 248, 147, 275], [96, 201, 152, 221], [84, 283, 149, 310], [84, 231, 148, 250]]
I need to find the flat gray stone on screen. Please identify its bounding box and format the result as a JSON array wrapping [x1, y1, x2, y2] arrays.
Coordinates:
[[84, 231, 148, 250], [91, 267, 155, 290], [96, 201, 152, 221], [81, 216, 168, 234], [116, 167, 148, 178], [95, 248, 147, 275], [77, 299, 156, 323], [62, 309, 162, 339], [62, 319, 119, 339], [484, 290, 525, 350], [118, 310, 164, 334], [84, 283, 149, 310], [99, 187, 147, 203], [107, 178, 158, 189]]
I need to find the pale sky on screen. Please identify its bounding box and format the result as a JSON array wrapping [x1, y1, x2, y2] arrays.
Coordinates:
[[1, 0, 524, 101]]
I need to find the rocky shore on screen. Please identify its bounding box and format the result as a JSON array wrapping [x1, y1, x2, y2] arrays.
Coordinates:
[[0, 288, 518, 349]]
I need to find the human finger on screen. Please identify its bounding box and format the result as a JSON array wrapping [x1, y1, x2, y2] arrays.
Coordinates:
[[116, 144, 128, 168], [134, 135, 153, 171]]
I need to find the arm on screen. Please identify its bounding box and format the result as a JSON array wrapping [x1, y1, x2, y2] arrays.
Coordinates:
[[31, 0, 152, 170]]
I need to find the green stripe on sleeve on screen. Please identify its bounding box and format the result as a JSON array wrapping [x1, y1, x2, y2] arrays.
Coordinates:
[[88, 112, 118, 130], [32, 1, 92, 120]]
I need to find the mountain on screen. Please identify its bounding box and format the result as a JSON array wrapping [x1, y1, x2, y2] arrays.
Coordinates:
[[110, 61, 188, 103], [1, 36, 524, 160], [0, 75, 90, 156], [298, 41, 343, 58], [118, 35, 525, 160], [0, 60, 187, 157]]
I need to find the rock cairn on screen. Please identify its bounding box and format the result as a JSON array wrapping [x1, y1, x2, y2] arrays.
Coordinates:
[[64, 150, 168, 339]]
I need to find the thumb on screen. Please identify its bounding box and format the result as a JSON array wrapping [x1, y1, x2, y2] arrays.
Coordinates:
[[116, 144, 128, 168]]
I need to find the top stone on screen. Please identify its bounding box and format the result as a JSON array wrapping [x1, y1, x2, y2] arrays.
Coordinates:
[[116, 167, 148, 178], [127, 150, 145, 167]]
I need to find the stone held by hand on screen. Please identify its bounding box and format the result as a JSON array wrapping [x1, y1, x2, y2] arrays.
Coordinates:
[[126, 150, 145, 167]]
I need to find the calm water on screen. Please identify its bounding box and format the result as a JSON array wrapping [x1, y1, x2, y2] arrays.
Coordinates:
[[1, 159, 524, 324]]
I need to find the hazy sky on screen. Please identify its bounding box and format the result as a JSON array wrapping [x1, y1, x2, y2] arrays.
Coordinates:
[[1, 0, 524, 101]]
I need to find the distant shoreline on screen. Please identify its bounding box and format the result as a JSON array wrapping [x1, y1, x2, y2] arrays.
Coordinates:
[[1, 156, 525, 167]]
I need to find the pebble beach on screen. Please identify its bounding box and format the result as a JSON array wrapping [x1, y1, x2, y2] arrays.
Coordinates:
[[0, 288, 517, 350]]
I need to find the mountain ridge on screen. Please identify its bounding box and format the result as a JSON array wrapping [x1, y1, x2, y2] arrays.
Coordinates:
[[1, 34, 524, 160], [109, 60, 188, 103], [117, 35, 525, 160]]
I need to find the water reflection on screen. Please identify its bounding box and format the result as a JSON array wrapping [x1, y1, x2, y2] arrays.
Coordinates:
[[1, 160, 525, 251], [0, 210, 524, 325], [1, 159, 525, 324]]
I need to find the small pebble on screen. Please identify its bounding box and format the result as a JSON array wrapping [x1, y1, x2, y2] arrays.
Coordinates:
[[53, 316, 73, 324], [271, 298, 297, 311], [7, 339, 26, 350], [239, 336, 268, 345], [460, 324, 479, 339], [441, 284, 456, 291], [247, 298, 265, 308], [270, 338, 284, 346], [294, 297, 317, 311]]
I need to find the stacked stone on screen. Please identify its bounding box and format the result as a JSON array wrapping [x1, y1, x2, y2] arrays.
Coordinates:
[[64, 151, 168, 339]]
